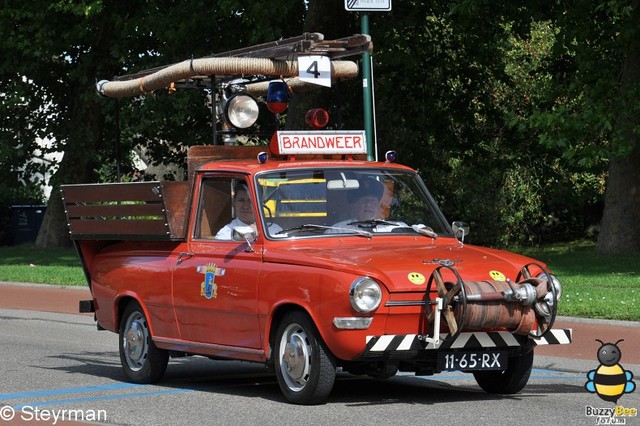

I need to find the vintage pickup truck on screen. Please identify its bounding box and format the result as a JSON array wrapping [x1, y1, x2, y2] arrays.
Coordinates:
[[62, 138, 572, 405]]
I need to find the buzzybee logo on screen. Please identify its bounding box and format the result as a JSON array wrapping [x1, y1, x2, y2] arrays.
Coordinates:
[[584, 339, 637, 425], [585, 339, 636, 403]]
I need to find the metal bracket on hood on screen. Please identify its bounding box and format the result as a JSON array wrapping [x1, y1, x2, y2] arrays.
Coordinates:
[[423, 258, 462, 267]]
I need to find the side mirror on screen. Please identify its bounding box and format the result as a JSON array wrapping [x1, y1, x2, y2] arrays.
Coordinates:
[[451, 221, 470, 243], [232, 226, 257, 251]]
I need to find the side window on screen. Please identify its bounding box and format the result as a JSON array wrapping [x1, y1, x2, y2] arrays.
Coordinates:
[[195, 177, 234, 239]]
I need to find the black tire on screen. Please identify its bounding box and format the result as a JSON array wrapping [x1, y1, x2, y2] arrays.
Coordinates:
[[119, 301, 168, 384], [473, 349, 534, 394], [274, 311, 336, 405]]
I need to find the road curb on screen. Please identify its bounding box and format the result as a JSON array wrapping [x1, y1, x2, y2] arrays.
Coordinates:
[[554, 315, 640, 328]]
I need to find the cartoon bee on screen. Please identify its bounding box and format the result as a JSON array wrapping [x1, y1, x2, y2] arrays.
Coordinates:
[[585, 339, 636, 403]]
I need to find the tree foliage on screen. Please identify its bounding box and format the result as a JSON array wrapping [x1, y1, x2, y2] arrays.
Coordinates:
[[370, 1, 631, 249], [521, 0, 640, 252], [370, 2, 573, 245], [1, 0, 639, 251], [0, 0, 304, 247]]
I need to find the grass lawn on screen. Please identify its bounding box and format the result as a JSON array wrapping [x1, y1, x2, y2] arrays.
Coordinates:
[[517, 240, 640, 321], [0, 244, 85, 286], [0, 241, 638, 321]]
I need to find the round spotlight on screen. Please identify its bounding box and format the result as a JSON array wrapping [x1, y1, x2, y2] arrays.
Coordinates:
[[225, 94, 259, 129], [385, 150, 397, 163]]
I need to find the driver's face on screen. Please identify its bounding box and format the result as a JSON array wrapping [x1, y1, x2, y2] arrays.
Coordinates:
[[234, 189, 254, 224], [353, 195, 380, 220]]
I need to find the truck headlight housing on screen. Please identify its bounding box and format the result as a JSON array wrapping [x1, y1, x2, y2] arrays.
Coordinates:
[[349, 277, 382, 313]]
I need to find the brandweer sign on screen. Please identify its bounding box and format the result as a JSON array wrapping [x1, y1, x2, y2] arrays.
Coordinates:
[[273, 130, 367, 155]]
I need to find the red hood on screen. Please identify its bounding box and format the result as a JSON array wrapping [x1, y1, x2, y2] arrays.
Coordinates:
[[263, 237, 545, 292]]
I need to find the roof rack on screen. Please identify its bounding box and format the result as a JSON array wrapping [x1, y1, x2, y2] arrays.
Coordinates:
[[97, 33, 372, 98]]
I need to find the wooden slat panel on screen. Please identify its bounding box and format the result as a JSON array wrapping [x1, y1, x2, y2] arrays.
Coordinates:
[[62, 182, 162, 203], [61, 181, 191, 241], [65, 203, 164, 218]]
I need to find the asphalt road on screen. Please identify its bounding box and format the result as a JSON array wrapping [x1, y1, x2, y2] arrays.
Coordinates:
[[0, 284, 639, 426]]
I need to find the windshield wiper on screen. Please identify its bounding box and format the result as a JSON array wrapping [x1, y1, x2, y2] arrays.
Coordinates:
[[282, 224, 331, 234], [411, 224, 438, 238], [347, 219, 403, 227], [347, 220, 438, 238], [283, 224, 372, 238]]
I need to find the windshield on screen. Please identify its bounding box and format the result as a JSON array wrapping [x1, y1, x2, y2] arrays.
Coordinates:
[[256, 167, 450, 239]]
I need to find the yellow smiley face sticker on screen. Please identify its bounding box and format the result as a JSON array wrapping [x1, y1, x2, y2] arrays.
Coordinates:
[[489, 270, 506, 281], [408, 272, 426, 285]]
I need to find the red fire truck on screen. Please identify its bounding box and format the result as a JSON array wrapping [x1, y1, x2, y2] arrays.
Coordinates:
[[62, 34, 571, 405]]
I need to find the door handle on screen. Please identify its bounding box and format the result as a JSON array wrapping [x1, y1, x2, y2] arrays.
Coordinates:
[[176, 251, 194, 265]]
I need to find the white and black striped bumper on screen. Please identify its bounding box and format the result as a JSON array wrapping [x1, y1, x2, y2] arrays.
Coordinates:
[[362, 328, 572, 357]]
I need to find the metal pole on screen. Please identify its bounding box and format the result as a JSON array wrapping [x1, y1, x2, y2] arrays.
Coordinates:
[[211, 76, 217, 145], [369, 53, 378, 161], [361, 13, 375, 161], [115, 98, 121, 182]]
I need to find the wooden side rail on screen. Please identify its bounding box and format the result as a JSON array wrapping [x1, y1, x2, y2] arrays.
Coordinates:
[[61, 181, 190, 241]]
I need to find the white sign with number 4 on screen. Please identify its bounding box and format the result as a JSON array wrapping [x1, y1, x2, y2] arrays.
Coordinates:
[[298, 55, 332, 87]]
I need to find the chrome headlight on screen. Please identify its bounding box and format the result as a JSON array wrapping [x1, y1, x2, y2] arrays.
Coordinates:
[[349, 277, 382, 313], [537, 272, 562, 301]]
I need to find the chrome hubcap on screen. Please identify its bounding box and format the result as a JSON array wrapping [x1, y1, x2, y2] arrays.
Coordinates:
[[123, 312, 149, 371], [279, 323, 311, 391]]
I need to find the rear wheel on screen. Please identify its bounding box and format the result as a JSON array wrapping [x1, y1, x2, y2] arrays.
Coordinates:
[[119, 301, 168, 384], [473, 349, 534, 394], [274, 311, 336, 405]]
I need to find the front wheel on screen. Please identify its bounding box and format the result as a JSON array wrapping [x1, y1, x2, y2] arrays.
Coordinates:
[[119, 301, 168, 384], [274, 311, 336, 405], [473, 349, 534, 394]]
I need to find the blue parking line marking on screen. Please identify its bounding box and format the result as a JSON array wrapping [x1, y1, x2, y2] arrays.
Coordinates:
[[404, 368, 585, 382], [0, 383, 141, 401], [12, 388, 191, 410], [530, 368, 585, 378]]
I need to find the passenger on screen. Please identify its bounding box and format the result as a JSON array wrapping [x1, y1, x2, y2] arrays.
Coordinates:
[[215, 182, 282, 239], [327, 178, 400, 233]]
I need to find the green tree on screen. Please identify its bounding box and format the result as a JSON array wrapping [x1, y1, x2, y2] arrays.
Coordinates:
[[4, 0, 636, 253], [369, 2, 623, 249], [0, 76, 49, 244], [369, 2, 567, 245], [0, 1, 304, 247], [526, 1, 640, 252]]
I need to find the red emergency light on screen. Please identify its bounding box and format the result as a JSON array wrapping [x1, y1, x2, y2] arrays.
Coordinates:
[[305, 108, 330, 129]]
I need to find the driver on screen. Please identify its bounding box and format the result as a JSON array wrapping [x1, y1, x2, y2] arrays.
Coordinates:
[[216, 182, 282, 239]]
